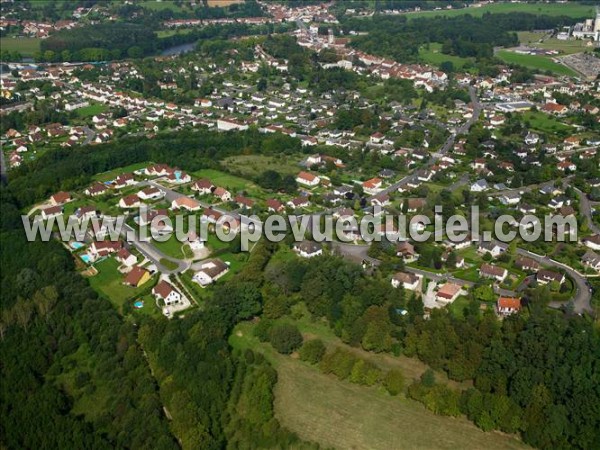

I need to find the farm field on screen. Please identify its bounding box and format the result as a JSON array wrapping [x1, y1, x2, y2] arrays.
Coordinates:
[[230, 321, 528, 450], [407, 3, 593, 20], [0, 37, 41, 56], [496, 50, 578, 77], [221, 154, 303, 178]]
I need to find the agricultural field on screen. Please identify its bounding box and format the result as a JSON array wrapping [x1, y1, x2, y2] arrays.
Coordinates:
[[0, 37, 41, 57], [230, 320, 528, 450], [407, 3, 594, 20], [495, 50, 578, 77], [221, 154, 303, 178], [207, 0, 245, 5], [418, 43, 473, 69]]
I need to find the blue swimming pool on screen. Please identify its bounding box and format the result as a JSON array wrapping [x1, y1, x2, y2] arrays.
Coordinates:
[[80, 254, 92, 264], [70, 241, 85, 250], [134, 300, 144, 309]]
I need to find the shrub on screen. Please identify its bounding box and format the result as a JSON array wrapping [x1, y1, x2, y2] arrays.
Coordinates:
[[269, 323, 303, 354], [299, 339, 326, 365], [383, 369, 405, 396]]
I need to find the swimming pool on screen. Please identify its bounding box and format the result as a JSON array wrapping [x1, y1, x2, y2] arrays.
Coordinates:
[[134, 300, 144, 309], [70, 242, 85, 250], [80, 254, 92, 264]]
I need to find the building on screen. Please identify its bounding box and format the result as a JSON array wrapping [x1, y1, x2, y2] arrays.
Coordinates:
[[50, 191, 72, 205], [582, 250, 600, 271], [41, 205, 63, 220], [192, 259, 230, 287], [293, 240, 323, 258], [123, 266, 151, 287], [436, 283, 462, 304], [391, 272, 421, 291], [479, 263, 508, 283], [119, 194, 141, 209], [514, 256, 540, 272], [152, 280, 181, 305], [536, 269, 565, 285], [191, 179, 214, 195], [171, 196, 201, 211], [296, 171, 321, 187], [137, 186, 165, 201], [496, 297, 522, 316], [396, 242, 418, 262], [116, 248, 137, 267]]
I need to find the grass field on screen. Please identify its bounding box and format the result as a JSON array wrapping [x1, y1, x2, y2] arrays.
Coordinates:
[[407, 3, 593, 20], [93, 162, 149, 182], [418, 43, 473, 69], [496, 50, 578, 77], [221, 154, 302, 178], [230, 321, 528, 450], [153, 235, 190, 259], [516, 32, 591, 55], [140, 1, 186, 12], [0, 37, 41, 57], [76, 103, 108, 119], [520, 110, 572, 134], [87, 257, 155, 313]]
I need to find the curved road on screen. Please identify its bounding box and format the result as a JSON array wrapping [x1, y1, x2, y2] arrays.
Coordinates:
[[331, 241, 593, 314]]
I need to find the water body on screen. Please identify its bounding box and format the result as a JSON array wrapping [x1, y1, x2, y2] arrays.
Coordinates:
[[160, 41, 198, 56]]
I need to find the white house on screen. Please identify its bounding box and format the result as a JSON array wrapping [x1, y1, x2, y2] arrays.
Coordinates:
[[391, 272, 421, 291], [293, 240, 323, 258], [296, 171, 320, 187], [152, 280, 181, 305]]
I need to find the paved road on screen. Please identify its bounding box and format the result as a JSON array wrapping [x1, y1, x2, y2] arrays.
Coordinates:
[[82, 126, 95, 146], [516, 248, 593, 314], [369, 85, 481, 200], [330, 241, 593, 314], [575, 187, 600, 235]]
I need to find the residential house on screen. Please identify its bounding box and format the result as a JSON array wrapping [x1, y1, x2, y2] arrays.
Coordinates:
[[478, 241, 508, 257], [514, 256, 540, 272], [496, 297, 522, 316], [470, 179, 489, 192], [152, 280, 181, 305], [536, 269, 565, 285], [266, 198, 285, 213], [191, 179, 214, 195], [41, 205, 63, 220], [396, 241, 418, 262], [500, 192, 521, 206], [293, 240, 323, 258], [296, 171, 320, 187], [288, 197, 310, 209], [114, 173, 135, 188], [583, 234, 600, 251], [119, 194, 141, 209], [436, 283, 462, 304], [85, 182, 109, 197], [391, 272, 421, 291], [50, 191, 72, 205], [192, 259, 230, 287], [88, 240, 123, 260], [171, 196, 201, 211], [213, 187, 232, 202], [116, 248, 137, 267], [362, 177, 383, 195], [123, 266, 151, 288], [137, 186, 165, 201], [479, 263, 508, 283]]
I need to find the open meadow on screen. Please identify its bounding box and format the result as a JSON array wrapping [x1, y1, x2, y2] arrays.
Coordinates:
[[407, 3, 594, 20]]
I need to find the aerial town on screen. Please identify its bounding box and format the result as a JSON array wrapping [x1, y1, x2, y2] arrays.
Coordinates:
[[1, 2, 599, 450]]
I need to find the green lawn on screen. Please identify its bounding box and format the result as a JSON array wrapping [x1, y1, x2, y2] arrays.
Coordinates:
[[157, 28, 194, 38], [407, 3, 593, 20], [193, 168, 264, 196], [519, 110, 572, 134], [496, 50, 578, 77], [0, 37, 41, 56], [229, 321, 528, 450], [453, 266, 480, 283], [221, 154, 302, 178], [153, 235, 189, 259], [93, 162, 150, 182], [76, 103, 108, 119], [517, 32, 592, 55], [140, 0, 186, 12], [448, 296, 472, 319], [418, 43, 473, 69], [87, 257, 155, 313]]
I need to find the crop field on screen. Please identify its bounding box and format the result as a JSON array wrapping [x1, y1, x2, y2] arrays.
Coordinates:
[[496, 50, 578, 77]]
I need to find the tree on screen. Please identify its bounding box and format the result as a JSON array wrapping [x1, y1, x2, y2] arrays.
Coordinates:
[[440, 61, 455, 74], [127, 46, 143, 59], [269, 323, 303, 354], [299, 339, 326, 364], [383, 369, 405, 396]]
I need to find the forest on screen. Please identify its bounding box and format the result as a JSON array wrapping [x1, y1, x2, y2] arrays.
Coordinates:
[[1, 129, 599, 449]]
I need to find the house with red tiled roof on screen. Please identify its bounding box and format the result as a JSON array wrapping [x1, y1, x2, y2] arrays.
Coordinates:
[[496, 297, 521, 316]]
